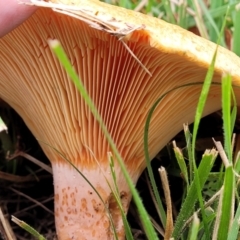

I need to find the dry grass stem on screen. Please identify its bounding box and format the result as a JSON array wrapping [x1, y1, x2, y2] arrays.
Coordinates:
[[7, 151, 52, 174], [9, 187, 54, 215], [13, 197, 54, 216], [182, 188, 222, 231], [145, 171, 164, 236], [134, 0, 148, 12], [158, 167, 173, 240], [213, 138, 230, 167], [0, 206, 17, 240], [0, 171, 40, 183], [212, 186, 224, 240]]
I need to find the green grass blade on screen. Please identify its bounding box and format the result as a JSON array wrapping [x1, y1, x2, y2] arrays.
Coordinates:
[[185, 3, 237, 29], [12, 216, 46, 240], [146, 0, 155, 14], [232, 4, 240, 56], [208, 0, 225, 45], [234, 152, 240, 173], [230, 89, 237, 135], [190, 47, 218, 239], [190, 12, 228, 238], [187, 213, 200, 240], [221, 74, 233, 163], [183, 124, 193, 183], [49, 40, 158, 240], [177, 1, 188, 28], [227, 203, 240, 240], [191, 47, 218, 164], [173, 141, 189, 188], [108, 153, 134, 240], [143, 81, 219, 230], [162, 0, 176, 24], [144, 110, 167, 228], [172, 149, 218, 239], [191, 0, 209, 39], [215, 166, 234, 240]]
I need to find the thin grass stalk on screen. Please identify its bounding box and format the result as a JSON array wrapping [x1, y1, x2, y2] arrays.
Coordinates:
[[214, 166, 235, 240], [162, 0, 176, 24], [190, 48, 218, 239], [214, 77, 235, 240], [191, 0, 209, 39], [227, 203, 240, 240], [49, 40, 159, 240], [208, 0, 225, 44], [159, 167, 173, 239], [183, 124, 192, 184], [232, 3, 240, 56], [11, 216, 46, 240], [187, 213, 200, 240], [177, 0, 188, 28], [143, 81, 215, 229], [144, 171, 165, 228], [185, 3, 238, 29], [171, 148, 217, 239], [221, 74, 233, 163], [190, 13, 228, 239], [172, 141, 189, 188], [108, 153, 134, 240]]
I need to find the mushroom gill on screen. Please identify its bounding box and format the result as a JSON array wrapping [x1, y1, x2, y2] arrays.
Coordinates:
[[0, 1, 240, 239]]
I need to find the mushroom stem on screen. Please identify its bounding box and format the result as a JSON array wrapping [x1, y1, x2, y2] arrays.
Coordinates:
[[53, 162, 132, 240]]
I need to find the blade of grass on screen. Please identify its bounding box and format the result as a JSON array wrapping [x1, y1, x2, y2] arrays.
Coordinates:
[[108, 153, 134, 240], [187, 213, 200, 240], [171, 148, 218, 239], [146, 0, 155, 14], [214, 74, 235, 240], [208, 0, 225, 45], [190, 13, 228, 239], [173, 141, 189, 188], [162, 0, 176, 24], [11, 216, 46, 240], [185, 3, 237, 29], [159, 167, 173, 239], [232, 3, 240, 56], [177, 0, 188, 28], [143, 81, 221, 230], [234, 151, 240, 173], [222, 74, 233, 163], [183, 124, 193, 183], [230, 88, 237, 135], [215, 165, 234, 240], [227, 203, 240, 240], [191, 0, 209, 39], [49, 39, 158, 240], [190, 47, 218, 239]]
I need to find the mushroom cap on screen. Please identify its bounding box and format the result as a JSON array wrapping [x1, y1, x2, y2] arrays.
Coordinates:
[[0, 2, 240, 177], [1, 1, 240, 239]]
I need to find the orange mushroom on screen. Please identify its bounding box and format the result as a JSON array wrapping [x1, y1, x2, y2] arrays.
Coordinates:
[[0, 1, 240, 239]]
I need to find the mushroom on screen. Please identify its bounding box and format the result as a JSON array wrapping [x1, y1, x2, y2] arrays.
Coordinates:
[[0, 1, 240, 239]]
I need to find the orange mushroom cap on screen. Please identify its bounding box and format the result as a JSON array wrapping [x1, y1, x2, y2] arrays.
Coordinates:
[[1, 1, 240, 239]]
